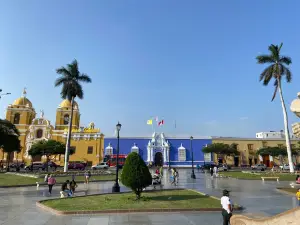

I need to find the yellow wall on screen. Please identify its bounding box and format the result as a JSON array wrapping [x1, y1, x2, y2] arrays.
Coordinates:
[[212, 138, 299, 166]]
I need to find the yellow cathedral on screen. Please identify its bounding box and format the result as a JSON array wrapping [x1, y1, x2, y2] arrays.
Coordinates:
[[1, 89, 104, 166]]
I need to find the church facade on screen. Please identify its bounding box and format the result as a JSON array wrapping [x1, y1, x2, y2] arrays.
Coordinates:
[[104, 133, 213, 167], [1, 90, 104, 166]]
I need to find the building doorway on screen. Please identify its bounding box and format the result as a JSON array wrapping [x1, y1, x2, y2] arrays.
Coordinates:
[[154, 152, 163, 166], [234, 156, 239, 167], [263, 155, 270, 167], [249, 158, 253, 166]]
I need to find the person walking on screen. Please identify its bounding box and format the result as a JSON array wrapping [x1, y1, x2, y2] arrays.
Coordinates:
[[159, 166, 163, 177], [210, 165, 214, 177], [84, 170, 91, 184], [221, 189, 233, 225], [47, 175, 56, 195], [296, 188, 300, 206]]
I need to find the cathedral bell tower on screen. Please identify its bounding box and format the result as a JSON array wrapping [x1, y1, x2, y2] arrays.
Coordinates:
[[5, 88, 36, 161], [6, 88, 36, 130], [55, 99, 80, 130]]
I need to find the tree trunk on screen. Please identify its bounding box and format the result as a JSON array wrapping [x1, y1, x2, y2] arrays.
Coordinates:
[[277, 79, 294, 173], [6, 152, 10, 172], [64, 97, 75, 172]]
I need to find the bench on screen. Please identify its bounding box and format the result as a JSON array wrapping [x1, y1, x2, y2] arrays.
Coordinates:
[[261, 177, 279, 182]]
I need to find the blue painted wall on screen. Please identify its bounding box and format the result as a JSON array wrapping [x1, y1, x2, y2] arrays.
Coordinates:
[[104, 137, 212, 167]]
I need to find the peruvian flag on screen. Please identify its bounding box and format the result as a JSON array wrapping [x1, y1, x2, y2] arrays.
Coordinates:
[[158, 120, 164, 126]]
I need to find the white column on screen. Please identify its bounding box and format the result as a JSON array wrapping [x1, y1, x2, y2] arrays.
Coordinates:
[[147, 147, 151, 162], [151, 148, 154, 161], [269, 155, 273, 162], [163, 148, 166, 163], [166, 148, 169, 163]]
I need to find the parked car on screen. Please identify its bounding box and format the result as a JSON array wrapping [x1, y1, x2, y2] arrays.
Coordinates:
[[91, 162, 109, 170], [280, 164, 295, 170], [217, 164, 228, 171], [24, 162, 45, 172], [68, 162, 86, 170], [251, 164, 267, 171]]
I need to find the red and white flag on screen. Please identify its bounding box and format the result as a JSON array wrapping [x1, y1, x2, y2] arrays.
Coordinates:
[[158, 120, 164, 126]]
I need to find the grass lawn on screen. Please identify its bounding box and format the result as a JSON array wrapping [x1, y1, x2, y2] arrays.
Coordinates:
[[42, 189, 221, 211], [219, 171, 297, 181], [0, 173, 115, 186]]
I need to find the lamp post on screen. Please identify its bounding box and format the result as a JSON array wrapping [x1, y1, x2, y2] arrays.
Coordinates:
[[190, 136, 196, 179], [0, 89, 11, 99], [112, 122, 121, 193]]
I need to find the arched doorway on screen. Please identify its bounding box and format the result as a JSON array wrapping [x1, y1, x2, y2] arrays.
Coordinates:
[[154, 152, 163, 166]]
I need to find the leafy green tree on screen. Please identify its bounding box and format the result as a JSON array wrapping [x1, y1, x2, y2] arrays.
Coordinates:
[[256, 43, 293, 172], [29, 140, 74, 169], [0, 119, 21, 171], [202, 143, 240, 163], [55, 59, 92, 172], [121, 152, 152, 199]]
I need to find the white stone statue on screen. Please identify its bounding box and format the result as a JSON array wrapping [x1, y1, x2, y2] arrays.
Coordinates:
[[40, 110, 44, 118]]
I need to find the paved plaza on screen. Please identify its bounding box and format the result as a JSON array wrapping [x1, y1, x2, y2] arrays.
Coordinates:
[[0, 169, 297, 225]]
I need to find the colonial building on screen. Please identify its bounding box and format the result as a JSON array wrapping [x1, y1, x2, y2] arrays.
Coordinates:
[[1, 89, 104, 166], [212, 137, 299, 167], [104, 133, 213, 167]]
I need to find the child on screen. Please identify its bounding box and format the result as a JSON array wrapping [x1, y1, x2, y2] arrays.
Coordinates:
[[296, 189, 300, 206]]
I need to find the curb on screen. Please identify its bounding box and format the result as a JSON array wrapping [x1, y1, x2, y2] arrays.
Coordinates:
[[276, 188, 296, 196], [36, 188, 244, 215], [0, 179, 114, 188]]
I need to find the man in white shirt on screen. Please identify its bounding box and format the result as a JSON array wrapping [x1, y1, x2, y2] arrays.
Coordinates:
[[221, 189, 233, 225]]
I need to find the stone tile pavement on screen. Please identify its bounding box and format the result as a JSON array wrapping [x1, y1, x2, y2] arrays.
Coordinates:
[[0, 169, 297, 225]]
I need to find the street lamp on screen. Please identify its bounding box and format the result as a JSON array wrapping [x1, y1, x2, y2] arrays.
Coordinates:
[[0, 89, 11, 99], [112, 121, 122, 193], [190, 136, 196, 179]]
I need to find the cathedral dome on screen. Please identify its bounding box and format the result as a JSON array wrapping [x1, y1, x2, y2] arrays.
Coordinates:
[[13, 97, 33, 108], [59, 99, 79, 109], [12, 88, 33, 108]]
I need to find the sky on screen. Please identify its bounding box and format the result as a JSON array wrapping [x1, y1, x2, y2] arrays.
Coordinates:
[[1, 0, 300, 138]]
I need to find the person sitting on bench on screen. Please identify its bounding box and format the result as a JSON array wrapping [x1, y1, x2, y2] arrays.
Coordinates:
[[61, 180, 72, 197]]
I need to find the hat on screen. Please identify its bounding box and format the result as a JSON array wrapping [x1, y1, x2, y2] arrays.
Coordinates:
[[223, 189, 230, 196]]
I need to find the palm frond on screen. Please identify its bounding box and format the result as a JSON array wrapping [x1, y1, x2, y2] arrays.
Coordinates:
[[259, 65, 273, 81], [271, 79, 279, 101], [268, 44, 279, 61], [279, 56, 292, 65], [283, 66, 292, 82], [256, 55, 274, 64], [78, 74, 92, 83], [54, 77, 69, 87], [56, 67, 72, 77]]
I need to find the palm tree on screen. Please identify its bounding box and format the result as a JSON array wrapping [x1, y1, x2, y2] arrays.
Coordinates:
[[55, 59, 92, 172], [256, 43, 294, 172]]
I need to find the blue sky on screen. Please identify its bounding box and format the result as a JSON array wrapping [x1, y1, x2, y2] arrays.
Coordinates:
[[1, 0, 300, 137]]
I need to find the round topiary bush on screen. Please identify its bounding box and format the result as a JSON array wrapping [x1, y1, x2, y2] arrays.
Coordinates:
[[121, 152, 152, 199]]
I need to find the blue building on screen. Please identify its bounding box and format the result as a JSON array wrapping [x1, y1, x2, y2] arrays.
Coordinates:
[[104, 132, 212, 167]]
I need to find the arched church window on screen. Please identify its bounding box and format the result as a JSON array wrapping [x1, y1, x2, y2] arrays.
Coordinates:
[[63, 114, 70, 125], [36, 129, 43, 138], [178, 144, 186, 161], [13, 113, 20, 124]]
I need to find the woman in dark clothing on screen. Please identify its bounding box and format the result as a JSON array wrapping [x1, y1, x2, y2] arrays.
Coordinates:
[[69, 179, 78, 195]]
